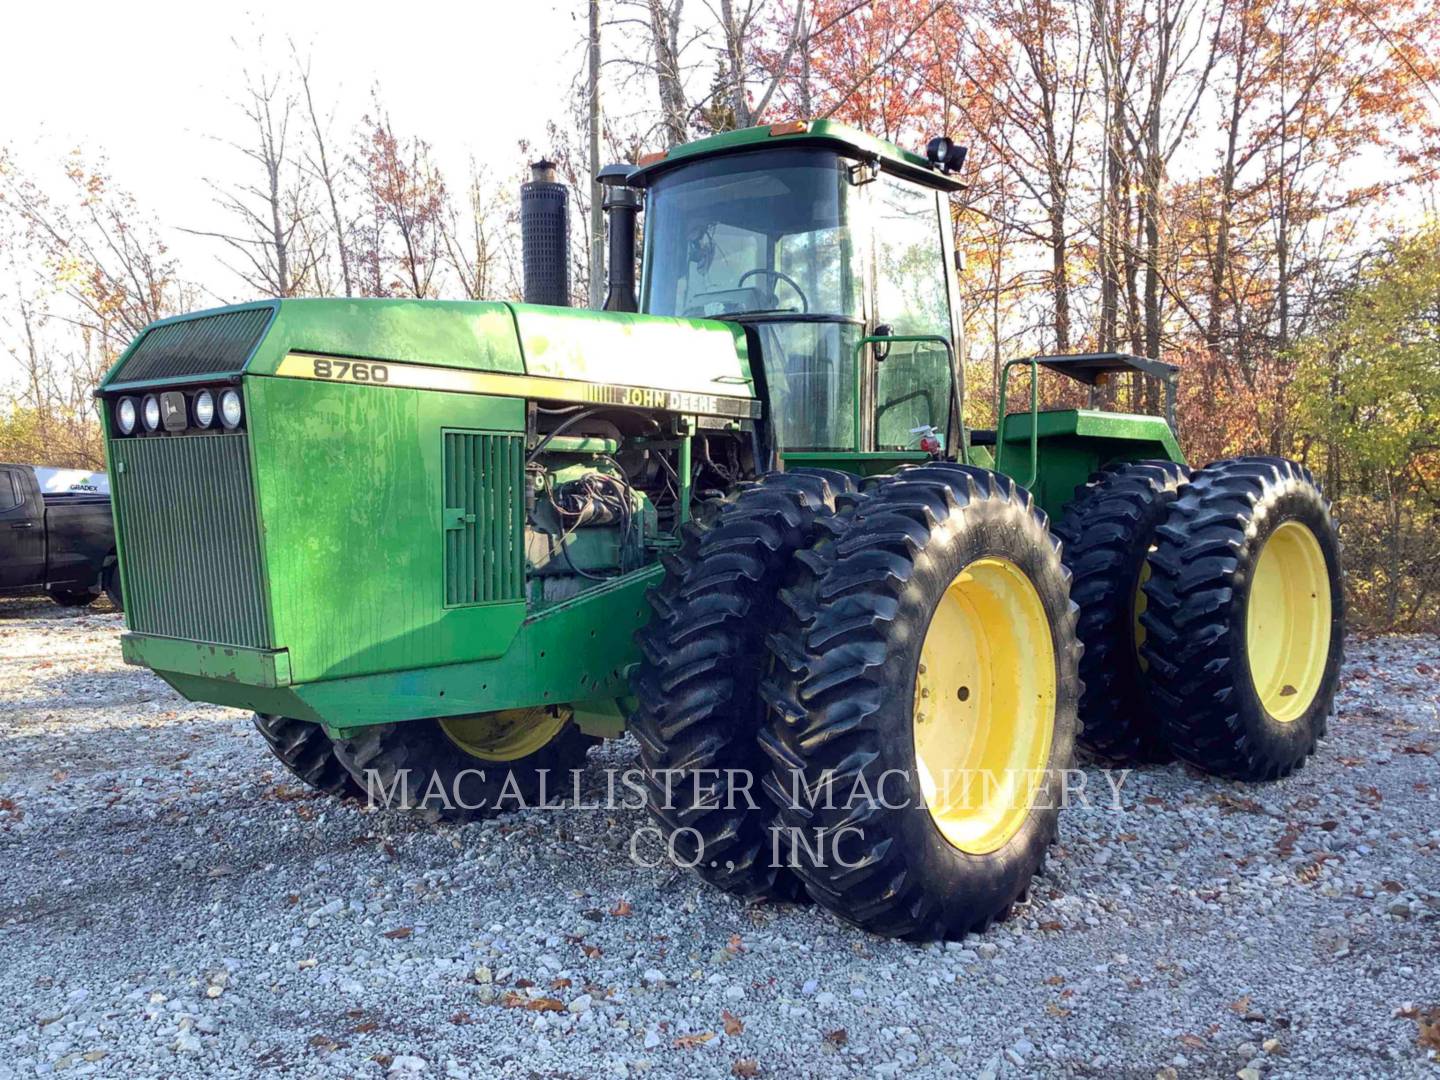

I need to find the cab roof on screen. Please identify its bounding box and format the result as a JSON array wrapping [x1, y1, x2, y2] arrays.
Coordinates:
[[626, 120, 966, 194]]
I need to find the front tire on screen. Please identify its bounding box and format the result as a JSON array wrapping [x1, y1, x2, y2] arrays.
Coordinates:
[[253, 713, 363, 798], [331, 708, 593, 821], [761, 465, 1080, 940], [629, 470, 856, 900], [1142, 457, 1344, 780]]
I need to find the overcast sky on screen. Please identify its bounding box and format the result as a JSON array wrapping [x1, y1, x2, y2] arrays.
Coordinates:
[[3, 0, 587, 298]]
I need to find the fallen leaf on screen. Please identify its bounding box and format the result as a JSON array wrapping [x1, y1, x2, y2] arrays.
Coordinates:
[[726, 934, 745, 954], [731, 1059, 759, 1078], [1045, 1002, 1070, 1018], [449, 1011, 472, 1025], [1044, 975, 1064, 986], [352, 1021, 378, 1034], [383, 927, 413, 940], [674, 1031, 716, 1049], [1412, 1005, 1440, 1050], [823, 1028, 848, 1047], [722, 1009, 744, 1036], [550, 978, 572, 991], [582, 944, 603, 959], [610, 899, 633, 917], [1416, 663, 1434, 676], [500, 992, 566, 1012], [1180, 1034, 1207, 1049], [308, 1034, 343, 1051], [1230, 995, 1251, 1014], [1038, 921, 1064, 932]]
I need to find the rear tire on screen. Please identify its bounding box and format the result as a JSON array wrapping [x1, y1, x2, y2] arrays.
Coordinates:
[[103, 563, 123, 610], [761, 464, 1080, 940], [331, 709, 593, 821], [47, 588, 97, 608], [253, 713, 363, 798], [1142, 457, 1344, 780], [629, 469, 856, 901], [1053, 460, 1189, 762]]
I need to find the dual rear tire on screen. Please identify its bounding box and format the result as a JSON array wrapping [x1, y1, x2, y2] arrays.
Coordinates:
[[1058, 456, 1343, 779]]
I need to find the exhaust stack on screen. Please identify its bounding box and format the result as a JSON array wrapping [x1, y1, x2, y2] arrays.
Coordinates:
[[521, 160, 570, 306], [598, 164, 640, 314]]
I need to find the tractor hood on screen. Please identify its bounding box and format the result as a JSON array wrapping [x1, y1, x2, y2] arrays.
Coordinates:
[[99, 299, 757, 419]]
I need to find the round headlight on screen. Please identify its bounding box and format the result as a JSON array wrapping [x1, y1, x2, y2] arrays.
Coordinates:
[[193, 390, 216, 429], [142, 395, 162, 432], [116, 397, 138, 435], [219, 389, 243, 430]]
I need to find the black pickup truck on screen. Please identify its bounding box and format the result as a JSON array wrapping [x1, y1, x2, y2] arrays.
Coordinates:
[[0, 464, 121, 609]]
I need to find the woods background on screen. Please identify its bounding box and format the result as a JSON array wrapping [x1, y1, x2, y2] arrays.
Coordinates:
[[2, 0, 1437, 630]]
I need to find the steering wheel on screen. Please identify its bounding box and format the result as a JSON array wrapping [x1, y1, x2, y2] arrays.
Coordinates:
[[737, 268, 809, 313]]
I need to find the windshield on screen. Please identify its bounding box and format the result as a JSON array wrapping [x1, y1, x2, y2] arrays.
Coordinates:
[[643, 149, 860, 320]]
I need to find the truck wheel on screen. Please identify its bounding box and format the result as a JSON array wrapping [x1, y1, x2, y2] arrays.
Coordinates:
[[1142, 457, 1344, 780], [103, 563, 123, 610], [1053, 460, 1189, 762], [761, 464, 1080, 940], [253, 713, 363, 798], [629, 469, 856, 901], [331, 708, 593, 821], [47, 588, 98, 608]]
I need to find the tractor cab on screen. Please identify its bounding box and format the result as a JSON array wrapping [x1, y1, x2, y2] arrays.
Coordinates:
[[627, 122, 966, 474]]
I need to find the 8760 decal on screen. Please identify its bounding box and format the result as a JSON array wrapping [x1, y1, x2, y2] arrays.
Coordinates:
[[311, 358, 390, 383]]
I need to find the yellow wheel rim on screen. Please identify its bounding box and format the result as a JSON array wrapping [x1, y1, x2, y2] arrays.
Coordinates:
[[438, 706, 569, 762], [1134, 557, 1153, 670], [913, 557, 1057, 855], [1246, 521, 1331, 722]]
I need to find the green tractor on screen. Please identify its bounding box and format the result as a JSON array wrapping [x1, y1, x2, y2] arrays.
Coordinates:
[[98, 122, 1344, 940]]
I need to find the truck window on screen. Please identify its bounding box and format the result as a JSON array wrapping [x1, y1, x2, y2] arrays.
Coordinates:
[[873, 177, 953, 451], [0, 471, 20, 512]]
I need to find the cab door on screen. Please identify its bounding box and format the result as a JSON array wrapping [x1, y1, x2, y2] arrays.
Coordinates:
[[0, 467, 44, 587], [867, 174, 959, 455]]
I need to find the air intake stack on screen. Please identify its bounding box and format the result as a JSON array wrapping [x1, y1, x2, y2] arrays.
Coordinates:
[[598, 163, 641, 313], [521, 160, 570, 306]]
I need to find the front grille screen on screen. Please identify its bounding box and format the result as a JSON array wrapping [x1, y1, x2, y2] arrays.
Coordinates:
[[111, 307, 273, 384], [111, 433, 269, 647]]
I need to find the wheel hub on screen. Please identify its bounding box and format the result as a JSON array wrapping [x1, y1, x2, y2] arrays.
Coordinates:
[[438, 706, 570, 762], [1246, 521, 1331, 722], [913, 557, 1057, 855]]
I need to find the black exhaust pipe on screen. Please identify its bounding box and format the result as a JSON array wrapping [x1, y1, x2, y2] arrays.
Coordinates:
[[521, 160, 570, 306], [598, 164, 640, 313]]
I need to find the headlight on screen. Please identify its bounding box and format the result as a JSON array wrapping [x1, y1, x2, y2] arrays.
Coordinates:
[[116, 397, 138, 435], [142, 394, 162, 432], [219, 389, 243, 429], [193, 389, 216, 429]]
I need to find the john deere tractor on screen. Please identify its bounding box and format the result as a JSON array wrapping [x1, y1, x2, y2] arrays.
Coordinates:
[[98, 122, 1344, 940]]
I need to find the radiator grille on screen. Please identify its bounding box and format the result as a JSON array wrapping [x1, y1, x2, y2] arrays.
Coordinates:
[[111, 433, 269, 647], [443, 431, 525, 606], [112, 306, 274, 384]]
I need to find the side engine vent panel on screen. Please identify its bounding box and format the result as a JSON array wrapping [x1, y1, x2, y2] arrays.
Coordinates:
[[443, 431, 525, 607]]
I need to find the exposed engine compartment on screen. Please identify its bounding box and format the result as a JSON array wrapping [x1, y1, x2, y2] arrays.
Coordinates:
[[523, 404, 756, 604]]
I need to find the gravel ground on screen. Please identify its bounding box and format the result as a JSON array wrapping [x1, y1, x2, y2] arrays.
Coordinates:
[[1, 596, 1437, 1079]]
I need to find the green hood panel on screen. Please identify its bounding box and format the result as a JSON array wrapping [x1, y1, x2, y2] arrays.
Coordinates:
[[102, 299, 755, 406]]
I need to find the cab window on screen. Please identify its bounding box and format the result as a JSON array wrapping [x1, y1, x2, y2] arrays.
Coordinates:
[[872, 176, 953, 451]]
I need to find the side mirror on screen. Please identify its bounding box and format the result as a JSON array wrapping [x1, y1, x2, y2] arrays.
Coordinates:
[[873, 323, 893, 362]]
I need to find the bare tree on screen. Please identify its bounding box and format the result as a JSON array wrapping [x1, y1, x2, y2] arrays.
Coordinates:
[[184, 50, 316, 297], [294, 47, 355, 297]]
